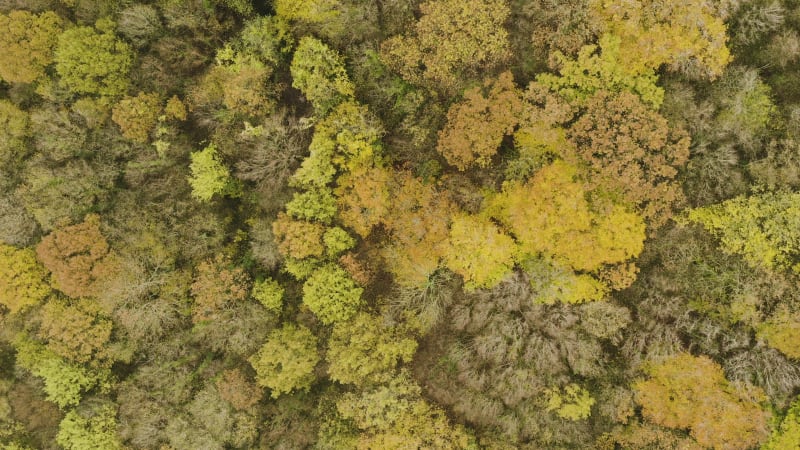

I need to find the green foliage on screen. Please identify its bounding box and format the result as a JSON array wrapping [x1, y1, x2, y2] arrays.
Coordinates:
[[0, 10, 62, 84], [275, 0, 341, 24], [0, 244, 50, 315], [251, 278, 284, 312], [290, 36, 355, 115], [302, 263, 363, 324], [686, 191, 800, 273], [248, 324, 319, 398], [323, 227, 355, 256], [239, 16, 294, 66], [188, 143, 235, 202], [14, 336, 110, 409], [0, 100, 30, 166], [545, 384, 595, 421], [523, 257, 607, 304], [286, 188, 338, 223], [445, 214, 517, 291], [763, 396, 800, 450], [327, 313, 417, 385], [54, 20, 133, 98], [537, 34, 664, 109], [57, 405, 121, 450]]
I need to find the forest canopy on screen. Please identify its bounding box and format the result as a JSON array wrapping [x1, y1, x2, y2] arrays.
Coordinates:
[[2, 0, 800, 449]]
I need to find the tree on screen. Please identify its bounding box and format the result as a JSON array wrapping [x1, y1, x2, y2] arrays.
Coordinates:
[[757, 307, 800, 359], [14, 335, 110, 409], [633, 353, 770, 449], [589, 0, 732, 78], [36, 215, 118, 299], [567, 91, 690, 228], [54, 19, 133, 98], [0, 100, 30, 166], [380, 0, 511, 92], [216, 368, 263, 411], [302, 263, 363, 324], [380, 171, 456, 287], [323, 227, 355, 257], [190, 255, 250, 323], [188, 143, 235, 202], [763, 396, 800, 450], [488, 161, 645, 292], [0, 10, 62, 84], [272, 212, 326, 260], [56, 405, 121, 450], [38, 298, 113, 366], [285, 187, 338, 224], [290, 36, 354, 115], [251, 278, 284, 312], [444, 214, 517, 290], [0, 244, 50, 315], [248, 324, 319, 398], [334, 372, 475, 448], [327, 313, 417, 386], [545, 384, 595, 421], [685, 191, 800, 273], [111, 92, 162, 143], [335, 164, 391, 237], [537, 34, 664, 109], [275, 0, 341, 24], [436, 72, 524, 170]]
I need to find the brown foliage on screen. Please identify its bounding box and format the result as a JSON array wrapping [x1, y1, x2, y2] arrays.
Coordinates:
[[37, 297, 113, 366], [436, 72, 524, 170], [216, 368, 263, 411], [567, 91, 690, 228], [36, 214, 119, 299], [190, 255, 251, 323], [271, 212, 325, 259]]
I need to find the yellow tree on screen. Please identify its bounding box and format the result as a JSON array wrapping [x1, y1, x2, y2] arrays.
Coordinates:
[[0, 244, 51, 314], [444, 213, 517, 290], [634, 353, 770, 449], [590, 0, 732, 78], [380, 0, 510, 92], [0, 10, 62, 84]]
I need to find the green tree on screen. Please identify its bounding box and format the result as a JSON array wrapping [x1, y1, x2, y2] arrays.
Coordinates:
[[634, 353, 770, 449], [545, 384, 595, 421], [54, 20, 133, 98], [323, 227, 355, 257], [285, 187, 338, 224], [14, 336, 110, 409], [757, 307, 800, 359], [763, 396, 800, 450], [537, 34, 664, 109], [0, 10, 62, 84], [0, 100, 30, 166], [251, 278, 284, 312], [111, 92, 162, 143], [0, 244, 51, 315], [380, 0, 511, 92], [56, 405, 121, 450], [290, 36, 354, 115], [327, 313, 417, 385], [302, 263, 363, 324], [436, 71, 524, 170], [188, 143, 235, 202], [444, 214, 517, 290], [275, 0, 341, 24], [685, 191, 800, 273], [248, 324, 319, 398]]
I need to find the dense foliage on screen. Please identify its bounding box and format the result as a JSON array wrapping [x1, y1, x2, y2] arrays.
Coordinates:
[[3, 0, 800, 449]]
